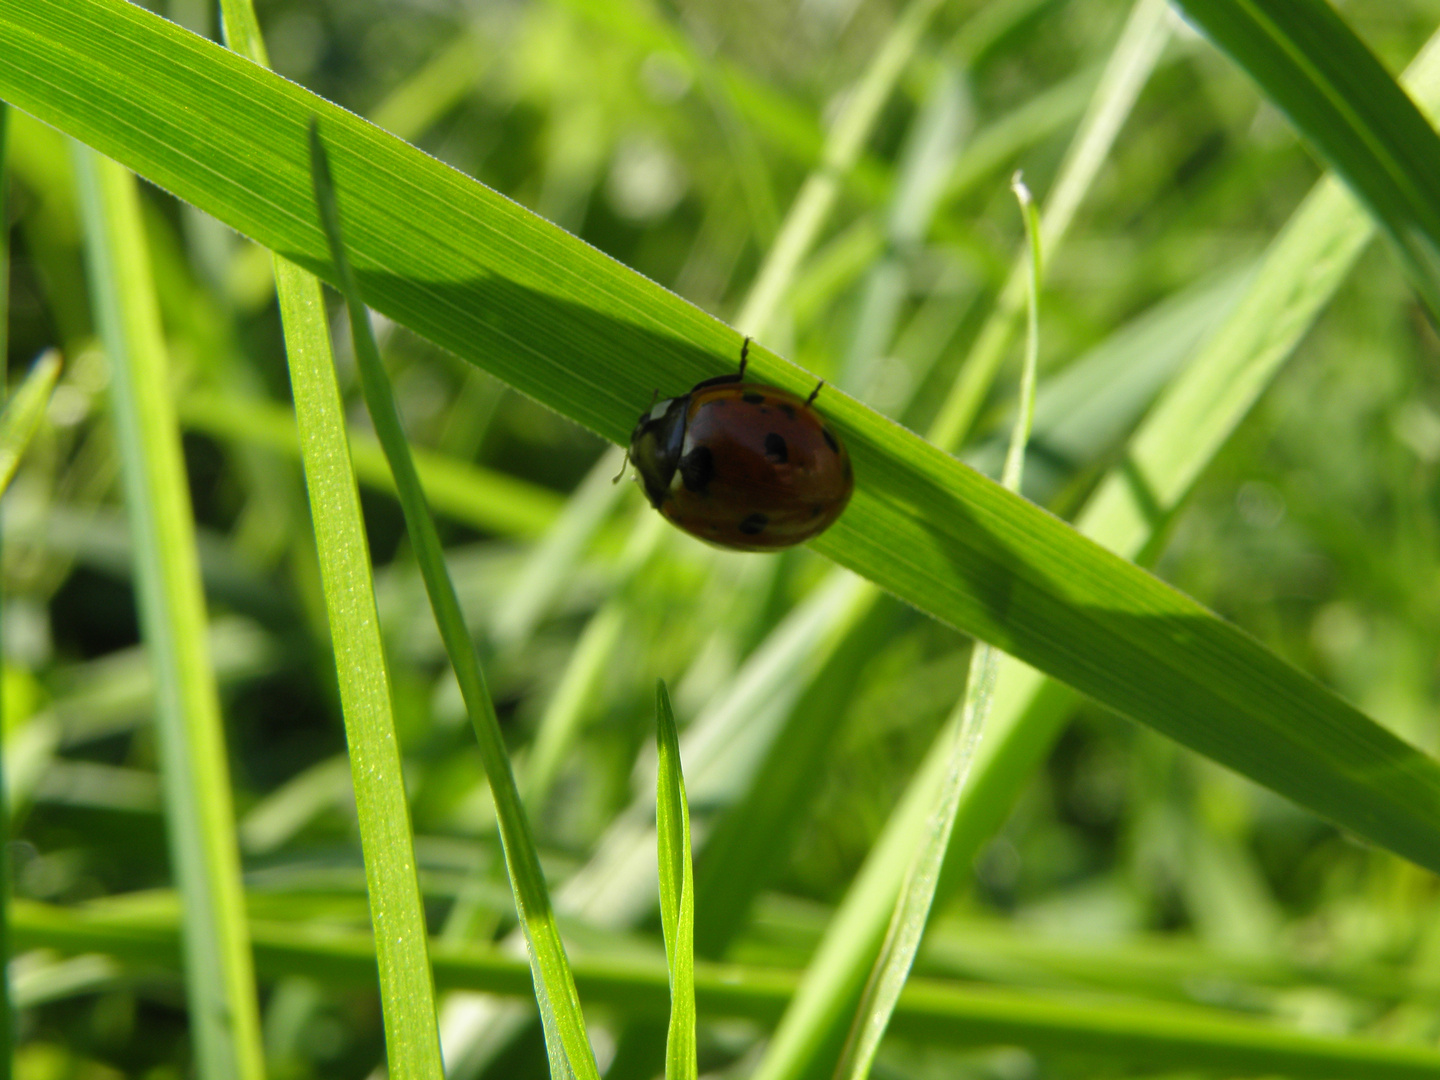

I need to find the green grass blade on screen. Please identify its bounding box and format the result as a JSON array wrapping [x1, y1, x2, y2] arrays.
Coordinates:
[[0, 350, 60, 496], [654, 682, 696, 1080], [272, 248, 443, 1080], [1172, 0, 1440, 323], [927, 0, 1172, 452], [11, 0, 1440, 880], [71, 144, 264, 1080], [491, 447, 625, 648], [522, 603, 626, 810], [734, 0, 946, 335], [308, 122, 598, 1080], [835, 178, 1045, 1080], [20, 898, 1440, 1080], [0, 96, 11, 1080], [216, 6, 444, 1074]]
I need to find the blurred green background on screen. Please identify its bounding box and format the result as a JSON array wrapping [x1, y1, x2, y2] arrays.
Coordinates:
[[6, 0, 1440, 1076]]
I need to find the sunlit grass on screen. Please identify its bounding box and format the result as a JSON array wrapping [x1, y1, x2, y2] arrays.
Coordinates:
[[5, 0, 1440, 1077]]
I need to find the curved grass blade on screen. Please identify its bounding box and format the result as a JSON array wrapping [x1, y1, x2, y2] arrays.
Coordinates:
[[0, 350, 60, 496], [927, 0, 1171, 451], [0, 96, 12, 1080], [8, 0, 1440, 881], [271, 234, 444, 1080], [308, 122, 599, 1080], [1171, 0, 1440, 323], [834, 177, 1044, 1080], [654, 682, 696, 1080]]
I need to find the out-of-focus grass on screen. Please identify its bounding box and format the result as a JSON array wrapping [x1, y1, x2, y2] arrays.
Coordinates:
[[6, 1, 1440, 1078]]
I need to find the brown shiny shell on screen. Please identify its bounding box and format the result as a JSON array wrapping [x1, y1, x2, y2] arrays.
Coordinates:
[[659, 382, 853, 551]]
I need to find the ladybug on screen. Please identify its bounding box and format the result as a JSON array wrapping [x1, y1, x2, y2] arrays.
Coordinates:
[[622, 339, 853, 550]]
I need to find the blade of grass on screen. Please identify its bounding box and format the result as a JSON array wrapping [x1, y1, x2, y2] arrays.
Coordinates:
[[734, 0, 947, 336], [654, 682, 696, 1080], [927, 0, 1171, 452], [217, 8, 444, 1074], [835, 177, 1044, 1080], [272, 243, 445, 1080], [19, 898, 1440, 1080], [308, 122, 599, 1080], [0, 351, 60, 495], [1171, 0, 1440, 324], [71, 144, 264, 1080], [10, 0, 1440, 880], [0, 96, 11, 1080], [522, 604, 626, 809]]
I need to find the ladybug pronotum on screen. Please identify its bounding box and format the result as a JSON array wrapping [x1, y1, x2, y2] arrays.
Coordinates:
[[624, 339, 853, 551]]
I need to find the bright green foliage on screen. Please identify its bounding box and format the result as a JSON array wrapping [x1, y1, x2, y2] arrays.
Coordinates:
[[654, 681, 696, 1080], [310, 120, 596, 1079], [72, 146, 264, 1080], [2, 0, 1439, 880], [0, 351, 59, 496], [6, 0, 1440, 1077], [1172, 0, 1440, 324]]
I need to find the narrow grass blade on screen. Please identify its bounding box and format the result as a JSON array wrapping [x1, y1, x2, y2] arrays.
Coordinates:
[[835, 178, 1044, 1080], [72, 144, 263, 1080], [927, 0, 1171, 452], [308, 123, 599, 1080], [734, 0, 947, 335], [272, 248, 444, 1080], [522, 604, 625, 809], [0, 96, 12, 1080], [1172, 0, 1440, 323], [654, 682, 696, 1080], [0, 349, 59, 496], [491, 447, 626, 648], [217, 6, 444, 1075]]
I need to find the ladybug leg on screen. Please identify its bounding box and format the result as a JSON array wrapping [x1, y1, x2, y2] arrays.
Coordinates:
[[805, 380, 825, 408], [738, 337, 751, 379], [612, 449, 631, 484]]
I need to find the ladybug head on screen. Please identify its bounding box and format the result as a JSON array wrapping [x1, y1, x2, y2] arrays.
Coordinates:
[[627, 394, 688, 509]]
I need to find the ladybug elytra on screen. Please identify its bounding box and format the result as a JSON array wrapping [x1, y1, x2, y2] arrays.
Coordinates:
[[623, 339, 853, 551]]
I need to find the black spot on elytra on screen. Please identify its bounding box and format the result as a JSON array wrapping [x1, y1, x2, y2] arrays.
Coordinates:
[[679, 445, 715, 493], [742, 393, 765, 404], [780, 404, 796, 420], [764, 432, 788, 463], [822, 427, 840, 454], [810, 504, 823, 518], [739, 513, 768, 535]]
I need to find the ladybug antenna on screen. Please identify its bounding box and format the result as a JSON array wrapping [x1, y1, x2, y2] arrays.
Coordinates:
[[613, 449, 631, 485], [738, 337, 751, 380], [805, 380, 825, 408]]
